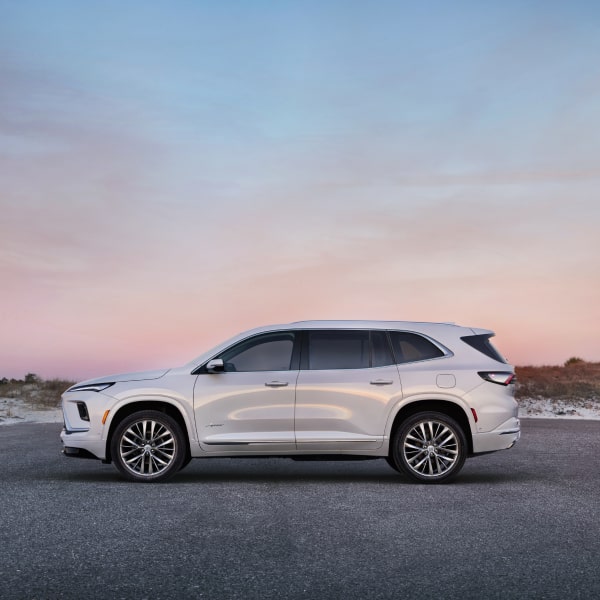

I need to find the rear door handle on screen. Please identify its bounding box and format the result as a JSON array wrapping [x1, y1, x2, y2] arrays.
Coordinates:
[[265, 381, 289, 388], [370, 379, 394, 386]]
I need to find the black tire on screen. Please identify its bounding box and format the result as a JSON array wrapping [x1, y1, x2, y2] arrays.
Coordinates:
[[385, 455, 399, 472], [390, 411, 467, 483], [110, 410, 186, 482], [179, 455, 192, 471]]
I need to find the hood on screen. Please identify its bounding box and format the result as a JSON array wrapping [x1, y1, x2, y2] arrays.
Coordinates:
[[70, 368, 171, 389]]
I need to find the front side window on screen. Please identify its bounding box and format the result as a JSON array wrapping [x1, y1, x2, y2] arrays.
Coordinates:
[[389, 331, 445, 364], [218, 332, 296, 372]]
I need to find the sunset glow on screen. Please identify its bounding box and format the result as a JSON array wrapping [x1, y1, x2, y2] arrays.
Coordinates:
[[2, 1, 600, 380]]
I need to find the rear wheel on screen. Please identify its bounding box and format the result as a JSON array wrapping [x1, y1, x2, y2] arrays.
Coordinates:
[[110, 410, 185, 482], [390, 412, 467, 483]]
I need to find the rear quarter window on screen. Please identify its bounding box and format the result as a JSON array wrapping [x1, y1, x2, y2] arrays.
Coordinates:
[[461, 334, 507, 363], [389, 332, 445, 364]]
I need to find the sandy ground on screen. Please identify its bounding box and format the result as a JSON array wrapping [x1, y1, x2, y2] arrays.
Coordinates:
[[1, 395, 600, 426], [0, 397, 65, 426], [516, 397, 600, 420]]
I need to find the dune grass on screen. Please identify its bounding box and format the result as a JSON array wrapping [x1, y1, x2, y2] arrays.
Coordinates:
[[515, 360, 600, 401], [0, 375, 75, 410]]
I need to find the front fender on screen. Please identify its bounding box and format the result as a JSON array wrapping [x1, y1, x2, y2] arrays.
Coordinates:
[[102, 394, 196, 446]]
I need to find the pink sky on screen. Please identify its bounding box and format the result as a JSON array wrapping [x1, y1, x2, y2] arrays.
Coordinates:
[[2, 1, 600, 380]]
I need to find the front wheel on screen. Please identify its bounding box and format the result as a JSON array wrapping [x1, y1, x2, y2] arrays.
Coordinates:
[[110, 410, 186, 482], [390, 412, 467, 483]]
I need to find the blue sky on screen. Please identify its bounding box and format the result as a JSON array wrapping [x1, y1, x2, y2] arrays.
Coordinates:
[[1, 0, 600, 378]]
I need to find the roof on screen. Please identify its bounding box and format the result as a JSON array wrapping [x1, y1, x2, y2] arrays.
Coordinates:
[[288, 319, 458, 328]]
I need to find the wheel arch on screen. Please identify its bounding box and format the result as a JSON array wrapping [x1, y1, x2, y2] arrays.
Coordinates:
[[104, 400, 192, 464], [388, 399, 474, 455]]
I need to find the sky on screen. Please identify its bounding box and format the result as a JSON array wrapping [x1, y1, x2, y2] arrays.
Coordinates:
[[1, 0, 600, 380]]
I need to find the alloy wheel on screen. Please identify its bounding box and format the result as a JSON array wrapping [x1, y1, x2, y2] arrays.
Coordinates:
[[118, 418, 177, 477], [402, 418, 460, 478]]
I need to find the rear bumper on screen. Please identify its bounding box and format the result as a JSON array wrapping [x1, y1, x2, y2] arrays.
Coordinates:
[[472, 417, 520, 453]]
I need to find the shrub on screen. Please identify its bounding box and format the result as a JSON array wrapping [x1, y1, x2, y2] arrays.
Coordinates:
[[564, 357, 585, 367]]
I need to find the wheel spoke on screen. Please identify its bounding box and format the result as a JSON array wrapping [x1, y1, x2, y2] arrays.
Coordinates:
[[154, 435, 173, 448], [407, 452, 427, 466], [438, 431, 454, 447], [439, 447, 458, 457], [427, 421, 435, 442], [121, 447, 141, 458], [126, 454, 143, 468], [122, 434, 141, 447], [151, 453, 170, 466], [404, 441, 424, 452]]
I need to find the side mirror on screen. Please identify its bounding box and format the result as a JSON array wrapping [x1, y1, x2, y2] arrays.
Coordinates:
[[205, 358, 224, 373]]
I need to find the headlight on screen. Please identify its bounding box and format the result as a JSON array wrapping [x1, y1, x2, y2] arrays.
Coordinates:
[[68, 382, 115, 393]]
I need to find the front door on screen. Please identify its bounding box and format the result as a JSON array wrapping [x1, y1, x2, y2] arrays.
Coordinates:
[[194, 331, 299, 453]]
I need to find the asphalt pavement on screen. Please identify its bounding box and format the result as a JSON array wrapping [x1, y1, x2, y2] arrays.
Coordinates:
[[1, 419, 599, 599]]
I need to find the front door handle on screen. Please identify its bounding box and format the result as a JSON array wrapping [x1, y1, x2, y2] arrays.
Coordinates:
[[370, 379, 394, 386], [265, 381, 289, 388]]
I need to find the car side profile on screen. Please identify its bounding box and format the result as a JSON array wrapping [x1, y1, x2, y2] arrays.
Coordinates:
[[60, 320, 520, 483]]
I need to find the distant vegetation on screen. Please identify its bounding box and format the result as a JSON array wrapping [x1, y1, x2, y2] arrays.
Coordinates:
[[1, 361, 599, 410], [0, 375, 75, 409], [515, 359, 600, 401]]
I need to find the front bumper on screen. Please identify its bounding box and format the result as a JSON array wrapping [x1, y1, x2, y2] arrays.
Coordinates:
[[62, 444, 99, 459], [60, 389, 114, 460], [60, 427, 107, 460]]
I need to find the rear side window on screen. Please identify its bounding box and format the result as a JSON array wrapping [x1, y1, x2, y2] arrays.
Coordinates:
[[371, 331, 395, 367], [306, 331, 370, 370], [389, 331, 445, 364], [461, 334, 506, 363]]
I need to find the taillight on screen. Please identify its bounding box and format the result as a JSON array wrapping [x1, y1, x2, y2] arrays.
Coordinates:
[[478, 371, 515, 386]]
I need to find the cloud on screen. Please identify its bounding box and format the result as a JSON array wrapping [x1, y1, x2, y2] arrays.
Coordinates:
[[0, 56, 170, 285]]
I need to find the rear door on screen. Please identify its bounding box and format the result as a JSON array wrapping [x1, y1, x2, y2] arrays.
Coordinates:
[[294, 330, 402, 451]]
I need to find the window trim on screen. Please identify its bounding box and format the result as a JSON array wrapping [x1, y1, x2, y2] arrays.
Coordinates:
[[193, 328, 452, 374]]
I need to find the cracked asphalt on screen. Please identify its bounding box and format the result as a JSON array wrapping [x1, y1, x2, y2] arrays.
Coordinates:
[[1, 419, 599, 599]]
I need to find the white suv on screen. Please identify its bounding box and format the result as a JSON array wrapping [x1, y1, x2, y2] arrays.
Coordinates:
[[61, 321, 520, 483]]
